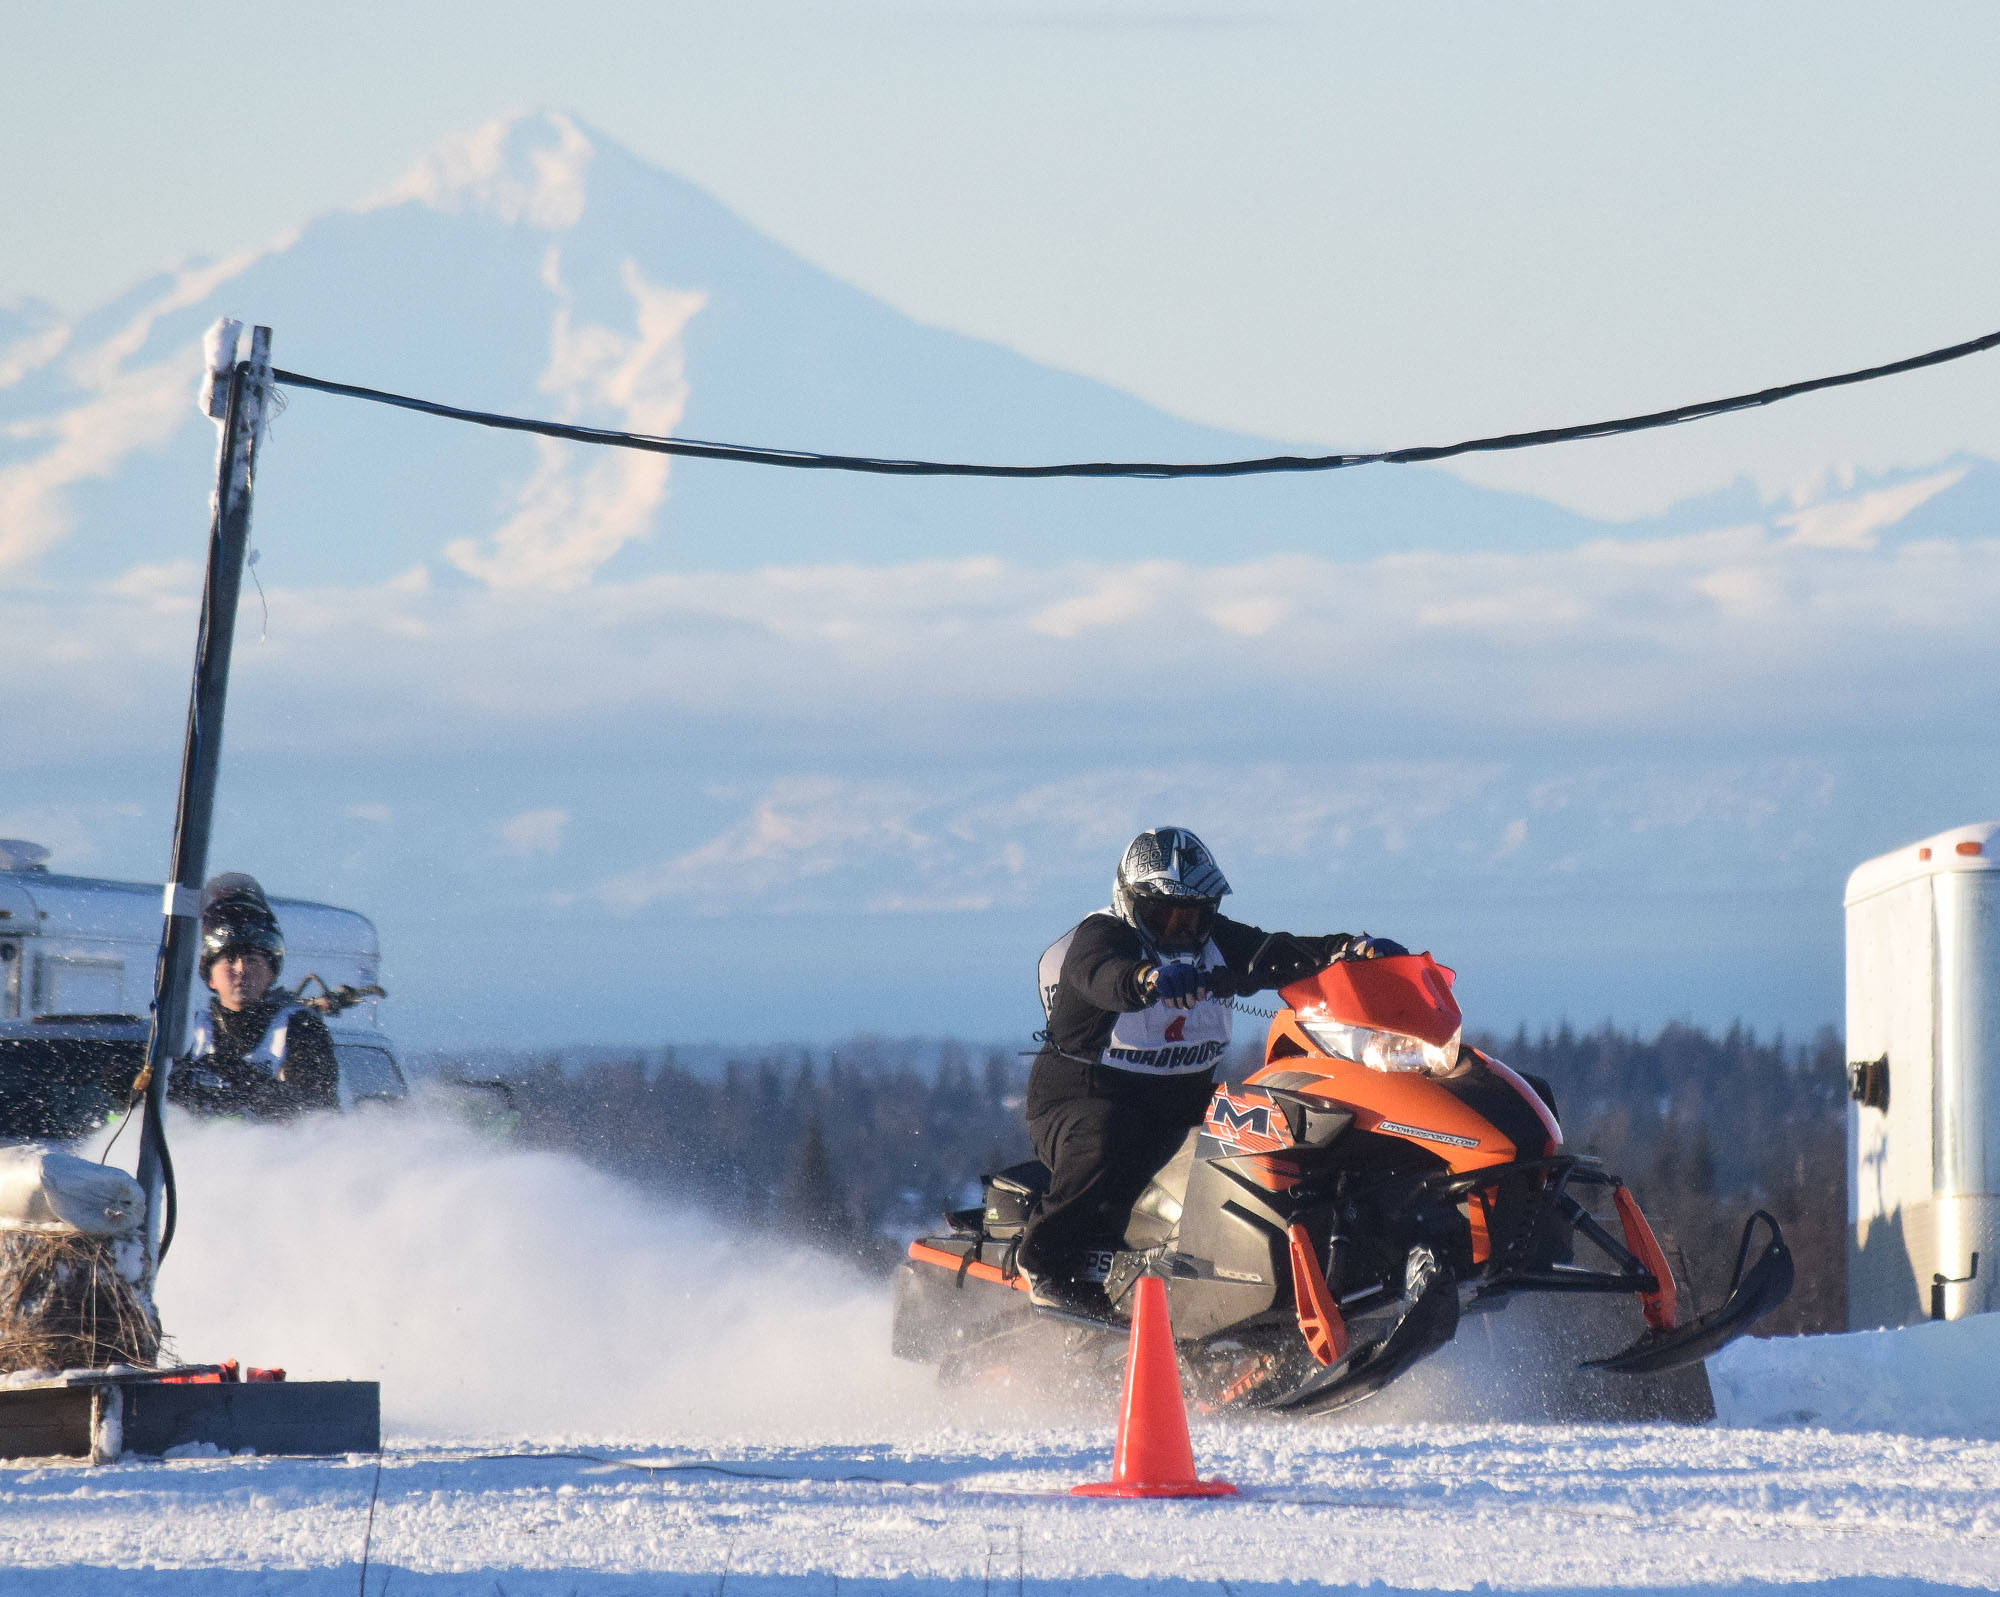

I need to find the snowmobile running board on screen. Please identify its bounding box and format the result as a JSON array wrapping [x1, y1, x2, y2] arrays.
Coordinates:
[[1583, 1211, 1794, 1375], [0, 1367, 379, 1463]]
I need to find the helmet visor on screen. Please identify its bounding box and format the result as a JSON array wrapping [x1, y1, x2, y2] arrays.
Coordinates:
[[1134, 897, 1215, 953]]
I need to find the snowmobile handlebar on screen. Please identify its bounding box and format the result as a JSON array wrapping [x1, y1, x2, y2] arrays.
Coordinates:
[[1237, 931, 1332, 992], [1190, 932, 1346, 1001]]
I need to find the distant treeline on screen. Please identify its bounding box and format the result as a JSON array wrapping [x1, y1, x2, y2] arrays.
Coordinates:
[[434, 1037, 1027, 1268], [433, 1020, 1848, 1336]]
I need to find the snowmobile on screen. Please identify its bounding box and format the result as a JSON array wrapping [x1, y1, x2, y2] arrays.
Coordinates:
[[892, 938, 1793, 1415]]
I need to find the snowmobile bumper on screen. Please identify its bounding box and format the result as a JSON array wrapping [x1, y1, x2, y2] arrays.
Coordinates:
[[1437, 1157, 1792, 1376], [1445, 1156, 1675, 1305], [1582, 1210, 1793, 1375]]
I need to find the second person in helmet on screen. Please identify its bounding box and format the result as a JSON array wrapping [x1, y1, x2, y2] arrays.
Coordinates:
[[1018, 826, 1405, 1317]]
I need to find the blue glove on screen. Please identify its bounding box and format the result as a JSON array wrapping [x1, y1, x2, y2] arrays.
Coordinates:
[[1347, 935, 1409, 960], [1150, 962, 1207, 1005]]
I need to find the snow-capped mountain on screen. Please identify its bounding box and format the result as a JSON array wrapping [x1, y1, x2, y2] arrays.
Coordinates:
[[5, 106, 1993, 589], [1, 109, 1607, 594]]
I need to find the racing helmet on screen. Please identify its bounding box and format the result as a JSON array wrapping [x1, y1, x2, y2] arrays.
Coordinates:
[[198, 872, 284, 979], [1112, 827, 1231, 954]]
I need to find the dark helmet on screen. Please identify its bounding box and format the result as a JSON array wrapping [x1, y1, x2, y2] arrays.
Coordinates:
[[1112, 827, 1231, 954], [198, 872, 283, 978]]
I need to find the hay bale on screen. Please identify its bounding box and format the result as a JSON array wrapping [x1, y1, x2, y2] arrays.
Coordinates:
[[0, 1146, 160, 1376], [0, 1228, 162, 1375]]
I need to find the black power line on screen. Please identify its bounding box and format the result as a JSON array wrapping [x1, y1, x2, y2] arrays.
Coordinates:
[[271, 324, 2000, 481]]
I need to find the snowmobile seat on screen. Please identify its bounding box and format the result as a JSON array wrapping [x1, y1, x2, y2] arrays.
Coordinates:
[[979, 1159, 1050, 1240]]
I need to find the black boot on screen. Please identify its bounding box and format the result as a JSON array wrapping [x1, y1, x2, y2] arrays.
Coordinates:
[[1024, 1245, 1117, 1319]]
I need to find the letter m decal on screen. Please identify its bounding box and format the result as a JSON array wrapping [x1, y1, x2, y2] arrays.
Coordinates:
[[1207, 1094, 1271, 1140]]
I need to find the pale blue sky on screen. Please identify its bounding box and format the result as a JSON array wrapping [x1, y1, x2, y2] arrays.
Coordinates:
[[7, 0, 1999, 518]]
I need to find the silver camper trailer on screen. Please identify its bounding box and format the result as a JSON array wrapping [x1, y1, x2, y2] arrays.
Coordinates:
[[0, 840, 403, 1140], [1846, 820, 1999, 1328]]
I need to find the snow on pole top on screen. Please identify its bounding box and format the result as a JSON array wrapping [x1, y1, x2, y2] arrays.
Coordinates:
[[199, 317, 243, 421]]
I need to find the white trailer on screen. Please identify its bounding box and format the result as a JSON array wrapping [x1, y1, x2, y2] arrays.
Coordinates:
[[0, 840, 403, 1138], [1845, 820, 1999, 1327]]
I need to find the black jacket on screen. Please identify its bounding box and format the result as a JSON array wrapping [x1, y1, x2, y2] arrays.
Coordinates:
[[168, 992, 339, 1118], [1035, 912, 1361, 1073]]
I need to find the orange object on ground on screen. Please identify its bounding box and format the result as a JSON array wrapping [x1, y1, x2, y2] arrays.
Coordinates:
[[1287, 1223, 1349, 1366], [1071, 1275, 1237, 1499], [164, 1359, 240, 1386]]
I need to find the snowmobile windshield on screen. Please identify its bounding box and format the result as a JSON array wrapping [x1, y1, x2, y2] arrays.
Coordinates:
[[1133, 896, 1216, 954]]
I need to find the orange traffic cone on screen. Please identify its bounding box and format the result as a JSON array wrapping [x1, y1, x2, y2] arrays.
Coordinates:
[[1071, 1275, 1237, 1499]]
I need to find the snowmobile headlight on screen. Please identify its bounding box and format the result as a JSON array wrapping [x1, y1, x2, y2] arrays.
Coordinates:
[[1299, 1015, 1461, 1077]]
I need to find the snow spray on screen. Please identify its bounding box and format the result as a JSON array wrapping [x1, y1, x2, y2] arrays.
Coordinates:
[[143, 1102, 1689, 1442], [147, 1101, 1026, 1443]]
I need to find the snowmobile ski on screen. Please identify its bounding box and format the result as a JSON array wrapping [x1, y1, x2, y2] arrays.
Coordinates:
[[1264, 1258, 1461, 1414], [1582, 1210, 1794, 1374]]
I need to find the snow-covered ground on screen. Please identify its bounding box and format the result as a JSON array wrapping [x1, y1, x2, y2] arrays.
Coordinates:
[[1710, 1306, 2000, 1438], [6, 1421, 1998, 1594], [5, 1110, 1997, 1592]]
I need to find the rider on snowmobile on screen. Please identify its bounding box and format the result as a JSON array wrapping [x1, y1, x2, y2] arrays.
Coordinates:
[[166, 873, 339, 1118], [1017, 826, 1405, 1316]]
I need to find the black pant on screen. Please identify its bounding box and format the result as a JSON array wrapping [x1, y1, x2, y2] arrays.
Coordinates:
[[1017, 1054, 1215, 1280]]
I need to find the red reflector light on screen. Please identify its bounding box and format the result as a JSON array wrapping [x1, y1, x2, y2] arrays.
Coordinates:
[[1958, 841, 1985, 857], [1919, 848, 1932, 861]]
